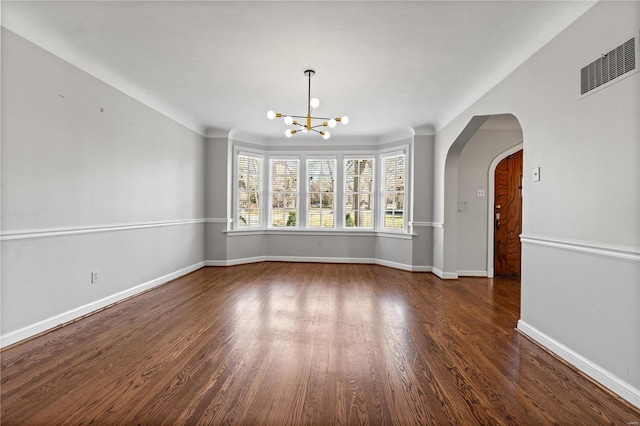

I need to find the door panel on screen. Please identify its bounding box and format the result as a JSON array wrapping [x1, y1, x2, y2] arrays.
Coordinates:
[[494, 150, 523, 277]]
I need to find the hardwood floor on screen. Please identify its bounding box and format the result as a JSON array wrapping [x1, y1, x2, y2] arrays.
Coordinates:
[[2, 263, 638, 424]]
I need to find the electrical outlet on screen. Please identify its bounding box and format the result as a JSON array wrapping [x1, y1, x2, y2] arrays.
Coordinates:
[[317, 239, 322, 246], [91, 271, 99, 284]]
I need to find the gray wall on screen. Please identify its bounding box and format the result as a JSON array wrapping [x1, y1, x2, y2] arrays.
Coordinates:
[[411, 134, 435, 269], [204, 137, 229, 261], [433, 1, 639, 404], [1, 29, 205, 343]]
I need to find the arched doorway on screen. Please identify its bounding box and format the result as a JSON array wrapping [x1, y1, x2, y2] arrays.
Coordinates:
[[440, 114, 523, 279]]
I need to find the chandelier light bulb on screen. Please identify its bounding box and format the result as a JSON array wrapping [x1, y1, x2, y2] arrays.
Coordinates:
[[310, 98, 320, 109], [322, 131, 331, 140], [285, 129, 293, 138], [341, 116, 349, 125], [267, 110, 276, 120], [328, 119, 337, 128], [284, 116, 293, 125]]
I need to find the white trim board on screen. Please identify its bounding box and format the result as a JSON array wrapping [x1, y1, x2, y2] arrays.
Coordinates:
[[410, 222, 440, 227], [222, 229, 415, 240], [431, 267, 459, 280], [517, 320, 640, 409], [205, 218, 231, 224], [206, 256, 431, 272], [520, 234, 640, 263], [456, 270, 488, 277], [1, 219, 205, 241], [374, 258, 412, 272], [0, 262, 205, 349], [205, 257, 267, 267]]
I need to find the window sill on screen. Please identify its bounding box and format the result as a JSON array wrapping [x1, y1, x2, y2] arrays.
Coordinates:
[[223, 228, 415, 239]]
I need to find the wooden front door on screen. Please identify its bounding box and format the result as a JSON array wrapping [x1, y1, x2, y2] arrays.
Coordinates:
[[494, 150, 523, 277]]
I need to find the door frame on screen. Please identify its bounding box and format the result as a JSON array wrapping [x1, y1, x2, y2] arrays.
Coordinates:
[[486, 143, 523, 278]]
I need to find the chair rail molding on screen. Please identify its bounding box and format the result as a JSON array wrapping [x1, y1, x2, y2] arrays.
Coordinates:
[[0, 219, 206, 241], [520, 234, 640, 263]]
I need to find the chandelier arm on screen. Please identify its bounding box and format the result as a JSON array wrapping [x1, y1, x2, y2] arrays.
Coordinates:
[[288, 115, 308, 119], [309, 116, 333, 120]]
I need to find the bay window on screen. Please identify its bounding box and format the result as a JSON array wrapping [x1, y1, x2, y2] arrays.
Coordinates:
[[233, 145, 409, 233]]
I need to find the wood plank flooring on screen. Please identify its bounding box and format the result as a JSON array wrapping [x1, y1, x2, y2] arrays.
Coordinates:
[[2, 263, 639, 424]]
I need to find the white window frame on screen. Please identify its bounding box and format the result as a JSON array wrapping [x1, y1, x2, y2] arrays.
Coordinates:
[[306, 156, 337, 229], [268, 156, 300, 228], [233, 148, 265, 230], [343, 155, 376, 230], [229, 143, 412, 235], [379, 148, 408, 233]]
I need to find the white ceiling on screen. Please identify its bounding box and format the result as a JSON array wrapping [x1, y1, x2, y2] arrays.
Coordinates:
[[2, 1, 595, 140]]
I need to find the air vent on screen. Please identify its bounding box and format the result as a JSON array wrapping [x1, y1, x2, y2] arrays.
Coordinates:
[[580, 36, 637, 96]]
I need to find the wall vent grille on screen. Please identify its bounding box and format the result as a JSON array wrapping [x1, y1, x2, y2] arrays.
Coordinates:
[[580, 37, 636, 95]]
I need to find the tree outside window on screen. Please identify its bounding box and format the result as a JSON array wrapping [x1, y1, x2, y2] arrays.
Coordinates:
[[271, 159, 298, 227], [237, 155, 262, 227], [382, 155, 404, 230], [345, 159, 374, 228], [307, 159, 335, 228]]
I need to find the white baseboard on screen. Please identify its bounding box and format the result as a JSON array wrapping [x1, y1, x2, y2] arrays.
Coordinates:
[[517, 320, 640, 409], [206, 256, 367, 266], [412, 265, 433, 272], [206, 256, 430, 273], [0, 261, 205, 349], [269, 256, 375, 264], [205, 256, 267, 267], [432, 267, 458, 279], [374, 258, 413, 271], [456, 270, 488, 277]]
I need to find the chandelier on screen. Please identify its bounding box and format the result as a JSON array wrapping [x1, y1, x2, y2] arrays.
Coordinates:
[[267, 70, 349, 139]]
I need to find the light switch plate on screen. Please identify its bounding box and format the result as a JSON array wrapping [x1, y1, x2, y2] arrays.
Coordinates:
[[533, 167, 540, 182]]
